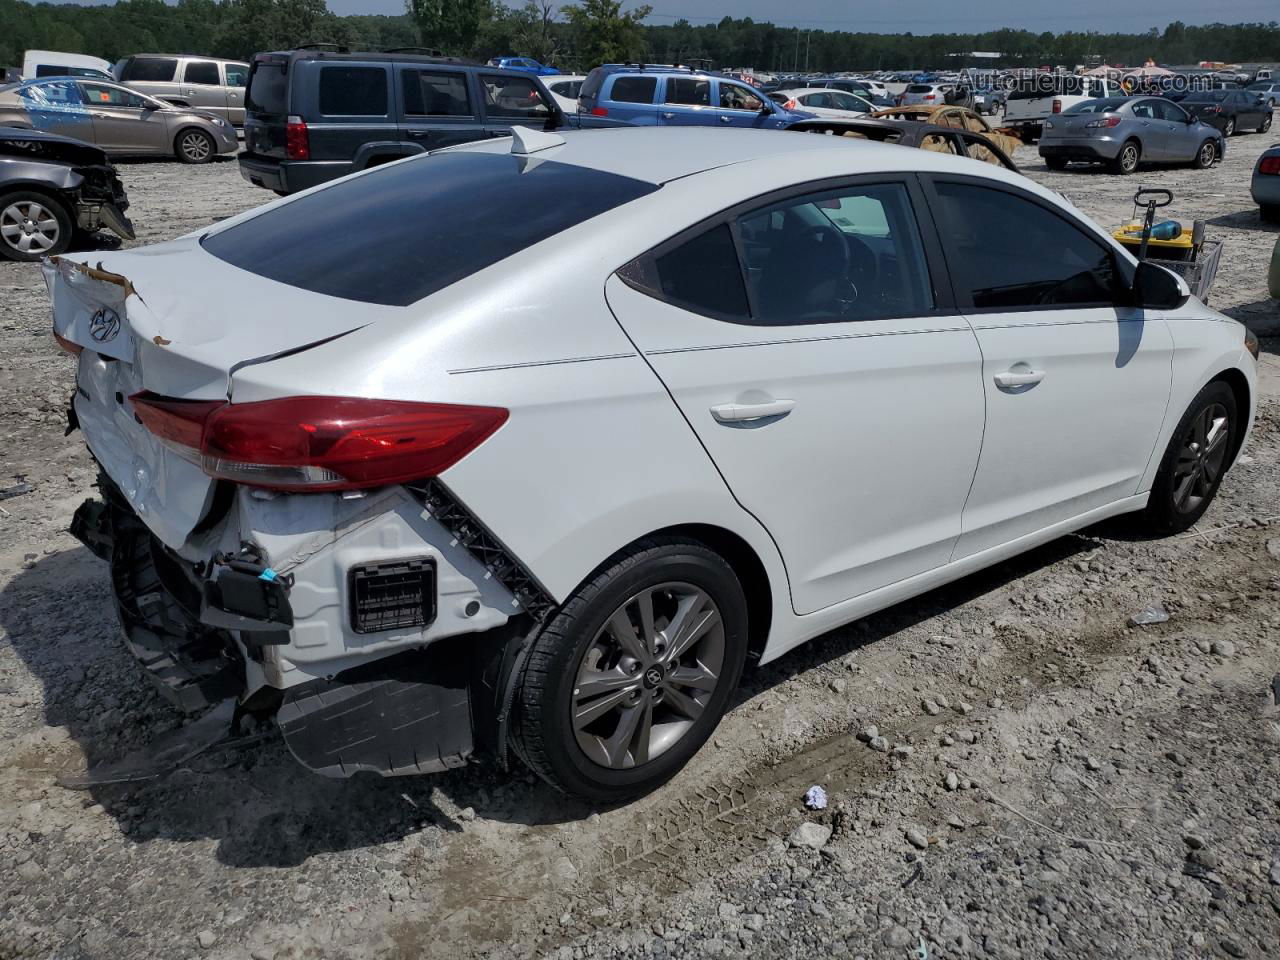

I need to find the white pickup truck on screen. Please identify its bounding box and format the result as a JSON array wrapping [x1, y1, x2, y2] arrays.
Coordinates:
[[1003, 75, 1125, 140]]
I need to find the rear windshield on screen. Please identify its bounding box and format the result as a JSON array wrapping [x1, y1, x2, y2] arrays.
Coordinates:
[[246, 60, 288, 114], [119, 57, 177, 82], [906, 84, 933, 93], [579, 67, 606, 101], [1065, 98, 1127, 113], [201, 152, 658, 306]]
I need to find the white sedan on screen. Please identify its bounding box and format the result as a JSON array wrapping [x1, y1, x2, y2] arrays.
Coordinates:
[[775, 86, 875, 118], [543, 73, 587, 113], [47, 126, 1258, 803]]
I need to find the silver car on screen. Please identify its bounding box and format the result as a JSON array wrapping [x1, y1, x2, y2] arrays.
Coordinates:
[[116, 54, 250, 125], [0, 78, 238, 163], [1039, 96, 1225, 175]]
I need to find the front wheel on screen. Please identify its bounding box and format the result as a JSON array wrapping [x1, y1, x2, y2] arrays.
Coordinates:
[[1191, 139, 1217, 169], [176, 128, 215, 164], [1260, 112, 1273, 133], [512, 538, 748, 803], [0, 190, 72, 261], [1140, 381, 1237, 535]]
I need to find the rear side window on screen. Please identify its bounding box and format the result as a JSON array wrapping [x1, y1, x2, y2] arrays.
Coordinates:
[[246, 61, 288, 114], [666, 78, 711, 106], [402, 70, 471, 116], [652, 225, 749, 319], [608, 75, 656, 104], [319, 66, 388, 116], [201, 153, 658, 307], [184, 61, 220, 85], [480, 74, 549, 118], [225, 63, 248, 87], [120, 58, 177, 82], [932, 182, 1117, 310]]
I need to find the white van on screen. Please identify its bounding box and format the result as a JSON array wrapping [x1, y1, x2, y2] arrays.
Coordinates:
[[1003, 75, 1124, 139], [21, 50, 114, 81]]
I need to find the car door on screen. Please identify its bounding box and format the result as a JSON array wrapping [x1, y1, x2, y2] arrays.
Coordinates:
[[180, 59, 228, 119], [397, 65, 484, 150], [605, 177, 986, 614], [659, 76, 715, 126], [78, 82, 168, 153], [1157, 100, 1198, 161], [478, 71, 553, 136], [1128, 99, 1169, 159], [1236, 91, 1265, 128], [17, 80, 94, 141], [716, 80, 782, 128], [923, 176, 1174, 557], [223, 62, 249, 124]]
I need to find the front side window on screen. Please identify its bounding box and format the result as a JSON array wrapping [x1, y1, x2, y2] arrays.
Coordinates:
[[480, 74, 549, 118], [932, 181, 1118, 310], [319, 66, 388, 116], [184, 61, 220, 86], [79, 83, 146, 108], [666, 77, 710, 106], [609, 75, 656, 104], [403, 70, 471, 116], [720, 83, 763, 111], [1156, 101, 1188, 122]]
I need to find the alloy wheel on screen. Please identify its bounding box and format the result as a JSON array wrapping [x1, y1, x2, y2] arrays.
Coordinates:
[[1263, 113, 1273, 132], [1199, 142, 1215, 166], [571, 582, 725, 769], [180, 131, 212, 162], [1172, 402, 1230, 514], [0, 199, 60, 255], [1120, 144, 1138, 172], [1224, 118, 1235, 136]]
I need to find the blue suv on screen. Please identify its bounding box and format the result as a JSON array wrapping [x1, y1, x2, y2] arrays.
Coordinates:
[[578, 64, 811, 129]]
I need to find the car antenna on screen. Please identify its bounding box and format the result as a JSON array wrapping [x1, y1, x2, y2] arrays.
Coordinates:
[[511, 126, 565, 155]]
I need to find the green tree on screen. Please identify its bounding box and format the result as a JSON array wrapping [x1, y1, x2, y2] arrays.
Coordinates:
[[408, 0, 493, 55], [562, 0, 650, 67]]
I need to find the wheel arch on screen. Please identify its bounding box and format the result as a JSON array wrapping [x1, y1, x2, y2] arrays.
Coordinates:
[[172, 124, 213, 154], [1210, 366, 1251, 469]]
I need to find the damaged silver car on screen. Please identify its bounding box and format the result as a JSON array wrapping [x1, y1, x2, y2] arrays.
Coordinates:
[[0, 125, 134, 260]]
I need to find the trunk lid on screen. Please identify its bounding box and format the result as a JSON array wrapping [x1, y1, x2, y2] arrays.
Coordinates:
[[45, 247, 386, 548]]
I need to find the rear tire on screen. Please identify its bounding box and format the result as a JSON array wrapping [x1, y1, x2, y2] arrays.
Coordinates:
[[1109, 140, 1141, 175], [1191, 139, 1217, 169], [1260, 112, 1273, 133], [1224, 117, 1236, 136], [1261, 204, 1280, 224], [1139, 381, 1237, 535], [1044, 156, 1069, 171], [512, 538, 748, 803], [0, 190, 72, 261], [175, 128, 215, 164]]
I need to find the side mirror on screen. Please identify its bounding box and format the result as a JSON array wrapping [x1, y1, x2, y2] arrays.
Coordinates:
[[759, 103, 773, 115], [1132, 260, 1190, 309]]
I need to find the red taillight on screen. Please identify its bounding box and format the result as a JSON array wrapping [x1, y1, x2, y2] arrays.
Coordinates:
[[129, 393, 508, 492], [784, 98, 797, 110], [923, 95, 936, 101], [1052, 98, 1063, 114], [591, 106, 608, 116], [285, 116, 309, 160], [1261, 156, 1280, 175], [53, 330, 82, 356]]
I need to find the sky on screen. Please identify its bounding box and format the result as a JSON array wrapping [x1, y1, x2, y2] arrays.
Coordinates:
[[36, 0, 1280, 34]]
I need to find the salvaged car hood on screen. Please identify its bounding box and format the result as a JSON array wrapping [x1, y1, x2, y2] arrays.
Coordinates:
[[0, 124, 110, 166], [44, 238, 382, 399]]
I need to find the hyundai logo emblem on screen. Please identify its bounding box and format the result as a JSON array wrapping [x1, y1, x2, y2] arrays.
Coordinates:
[[88, 308, 121, 343], [643, 666, 664, 689]]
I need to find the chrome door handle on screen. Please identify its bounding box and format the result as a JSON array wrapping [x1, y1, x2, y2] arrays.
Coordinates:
[[662, 112, 675, 119], [719, 115, 732, 123], [993, 369, 1045, 388], [710, 398, 796, 423]]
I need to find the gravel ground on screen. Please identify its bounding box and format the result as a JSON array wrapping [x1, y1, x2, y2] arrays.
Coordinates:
[[1, 130, 1279, 960]]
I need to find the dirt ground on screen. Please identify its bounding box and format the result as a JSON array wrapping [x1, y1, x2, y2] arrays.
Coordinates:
[[1, 130, 1279, 960]]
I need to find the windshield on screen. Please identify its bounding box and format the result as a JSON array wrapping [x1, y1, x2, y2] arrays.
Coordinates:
[[202, 153, 659, 306]]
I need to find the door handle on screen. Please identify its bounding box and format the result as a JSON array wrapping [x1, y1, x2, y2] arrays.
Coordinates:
[[993, 369, 1045, 388], [710, 398, 796, 423], [661, 112, 675, 119], [91, 112, 110, 119], [719, 115, 732, 123]]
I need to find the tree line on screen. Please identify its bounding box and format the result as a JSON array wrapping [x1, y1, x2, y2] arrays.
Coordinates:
[[2, 0, 1277, 75]]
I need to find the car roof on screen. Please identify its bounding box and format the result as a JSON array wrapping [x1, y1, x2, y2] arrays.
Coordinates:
[[128, 53, 246, 63], [446, 126, 1018, 185]]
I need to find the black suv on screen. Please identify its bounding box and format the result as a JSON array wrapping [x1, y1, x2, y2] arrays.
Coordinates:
[[238, 48, 578, 194]]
